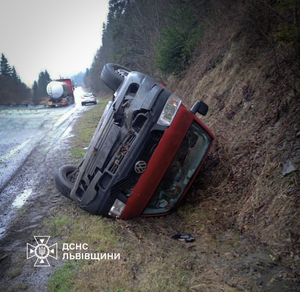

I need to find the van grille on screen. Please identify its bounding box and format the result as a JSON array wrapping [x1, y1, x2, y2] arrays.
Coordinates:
[[110, 130, 163, 198], [108, 134, 136, 174]]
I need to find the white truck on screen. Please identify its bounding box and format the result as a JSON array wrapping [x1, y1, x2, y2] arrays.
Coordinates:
[[46, 79, 75, 107]]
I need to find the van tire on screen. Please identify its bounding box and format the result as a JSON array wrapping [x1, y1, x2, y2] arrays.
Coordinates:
[[55, 165, 78, 199], [101, 63, 131, 91]]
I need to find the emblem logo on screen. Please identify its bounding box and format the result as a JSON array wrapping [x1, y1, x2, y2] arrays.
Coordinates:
[[134, 160, 147, 174], [26, 236, 57, 267]]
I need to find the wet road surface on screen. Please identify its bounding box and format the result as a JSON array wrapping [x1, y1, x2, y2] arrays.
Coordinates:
[[0, 87, 88, 236]]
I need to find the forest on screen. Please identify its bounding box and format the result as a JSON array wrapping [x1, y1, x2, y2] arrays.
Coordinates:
[[0, 54, 31, 105], [0, 53, 52, 105], [85, 0, 300, 98]]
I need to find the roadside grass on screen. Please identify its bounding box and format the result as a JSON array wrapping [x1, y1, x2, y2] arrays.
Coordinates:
[[7, 267, 21, 279], [8, 283, 29, 292], [70, 98, 110, 161], [47, 197, 246, 292], [47, 260, 80, 292], [47, 200, 215, 291], [46, 203, 120, 249]]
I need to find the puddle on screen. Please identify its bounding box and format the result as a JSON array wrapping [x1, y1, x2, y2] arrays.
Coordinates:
[[0, 187, 34, 239], [61, 124, 75, 139], [12, 189, 32, 208]]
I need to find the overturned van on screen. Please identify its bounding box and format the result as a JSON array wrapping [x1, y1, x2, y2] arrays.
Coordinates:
[[55, 64, 214, 219]]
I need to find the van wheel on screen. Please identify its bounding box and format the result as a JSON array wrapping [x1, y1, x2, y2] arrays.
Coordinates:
[[55, 165, 78, 199], [101, 63, 131, 91]]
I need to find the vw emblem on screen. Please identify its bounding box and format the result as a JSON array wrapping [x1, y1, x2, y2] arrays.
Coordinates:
[[134, 161, 147, 174]]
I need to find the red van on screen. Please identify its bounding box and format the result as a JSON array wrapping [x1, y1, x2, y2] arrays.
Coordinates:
[[55, 64, 214, 219]]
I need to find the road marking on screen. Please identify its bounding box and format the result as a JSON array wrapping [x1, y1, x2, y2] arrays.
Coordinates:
[[0, 139, 31, 162]]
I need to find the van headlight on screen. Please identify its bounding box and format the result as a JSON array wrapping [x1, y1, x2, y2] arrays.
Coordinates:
[[157, 94, 182, 126], [109, 199, 126, 218]]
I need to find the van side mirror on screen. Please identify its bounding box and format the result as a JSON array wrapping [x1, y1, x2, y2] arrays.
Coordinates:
[[190, 100, 208, 116]]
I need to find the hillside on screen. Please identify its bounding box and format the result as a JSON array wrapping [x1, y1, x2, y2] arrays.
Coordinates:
[[87, 0, 300, 270], [168, 0, 300, 270], [87, 0, 300, 252]]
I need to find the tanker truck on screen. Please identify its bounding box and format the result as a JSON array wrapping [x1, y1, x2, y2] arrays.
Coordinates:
[[46, 79, 75, 107]]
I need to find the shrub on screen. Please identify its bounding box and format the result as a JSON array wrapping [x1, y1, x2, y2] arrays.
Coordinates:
[[155, 6, 203, 75]]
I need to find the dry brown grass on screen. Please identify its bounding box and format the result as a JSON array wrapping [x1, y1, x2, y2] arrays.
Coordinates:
[[172, 5, 300, 261]]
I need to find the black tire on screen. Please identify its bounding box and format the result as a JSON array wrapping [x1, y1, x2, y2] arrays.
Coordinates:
[[55, 165, 78, 199], [100, 63, 131, 91], [81, 102, 85, 106]]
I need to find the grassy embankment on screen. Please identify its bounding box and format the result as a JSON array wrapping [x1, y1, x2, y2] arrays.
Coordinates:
[[70, 98, 110, 160]]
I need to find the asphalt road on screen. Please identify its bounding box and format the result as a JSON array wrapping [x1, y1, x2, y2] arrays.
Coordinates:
[[0, 87, 88, 236]]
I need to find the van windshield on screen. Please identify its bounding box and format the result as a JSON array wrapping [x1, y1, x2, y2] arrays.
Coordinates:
[[143, 122, 212, 215]]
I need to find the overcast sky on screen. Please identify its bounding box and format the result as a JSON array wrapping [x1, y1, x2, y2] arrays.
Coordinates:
[[0, 0, 109, 86]]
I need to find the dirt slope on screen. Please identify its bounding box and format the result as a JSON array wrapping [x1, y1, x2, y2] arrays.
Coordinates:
[[170, 7, 300, 275]]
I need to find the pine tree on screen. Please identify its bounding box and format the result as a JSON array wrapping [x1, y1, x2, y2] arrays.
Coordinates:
[[83, 68, 90, 88], [37, 71, 49, 98], [11, 66, 20, 83], [44, 70, 51, 84], [0, 53, 12, 76], [32, 81, 39, 105]]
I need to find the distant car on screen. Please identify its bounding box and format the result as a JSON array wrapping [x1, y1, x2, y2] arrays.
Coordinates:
[[81, 93, 97, 106]]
